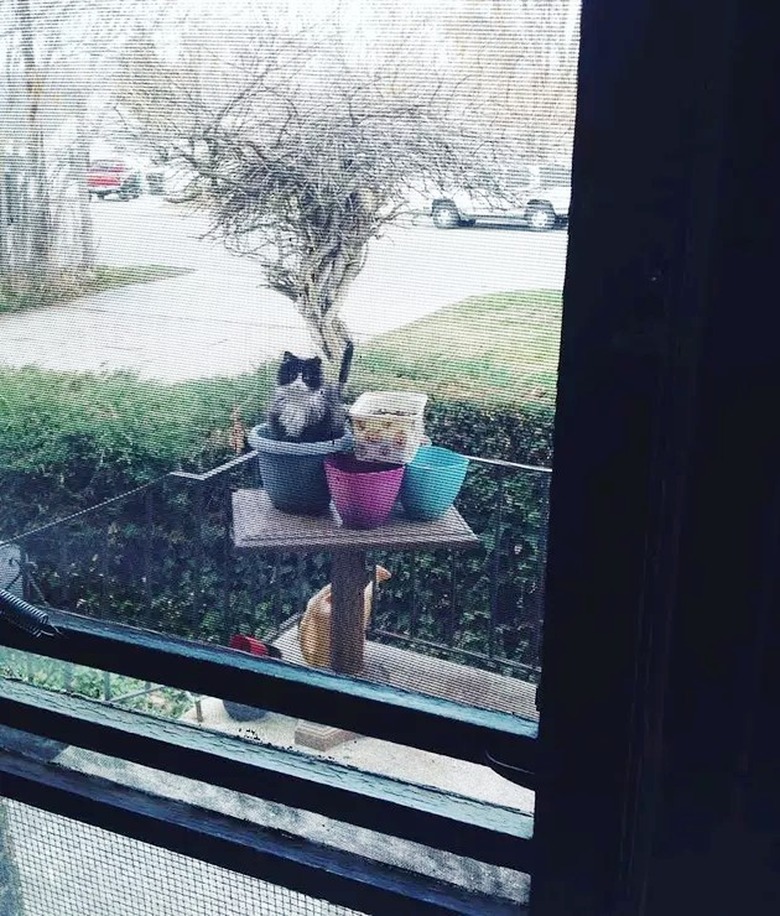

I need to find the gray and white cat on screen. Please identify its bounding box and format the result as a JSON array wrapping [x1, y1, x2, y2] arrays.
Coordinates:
[[267, 342, 354, 443]]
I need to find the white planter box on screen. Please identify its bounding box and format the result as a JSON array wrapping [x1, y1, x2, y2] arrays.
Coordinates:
[[349, 391, 428, 464]]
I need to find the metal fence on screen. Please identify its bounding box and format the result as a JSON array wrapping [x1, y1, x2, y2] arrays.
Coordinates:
[[0, 448, 551, 710]]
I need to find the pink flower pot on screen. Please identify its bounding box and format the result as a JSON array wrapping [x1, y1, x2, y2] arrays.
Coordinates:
[[325, 455, 405, 529]]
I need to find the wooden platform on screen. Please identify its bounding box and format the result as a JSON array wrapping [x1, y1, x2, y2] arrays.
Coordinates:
[[228, 486, 532, 751], [232, 488, 480, 675], [232, 488, 480, 552]]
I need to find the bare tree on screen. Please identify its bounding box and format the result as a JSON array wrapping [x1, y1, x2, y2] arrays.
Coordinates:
[[440, 0, 580, 162], [13, 0, 52, 287], [34, 0, 162, 269], [1, 0, 53, 293], [1, 0, 160, 287], [118, 6, 513, 365]]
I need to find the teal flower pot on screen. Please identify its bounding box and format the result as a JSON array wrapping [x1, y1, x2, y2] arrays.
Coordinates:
[[399, 445, 470, 520]]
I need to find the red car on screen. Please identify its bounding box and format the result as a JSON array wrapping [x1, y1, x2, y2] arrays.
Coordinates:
[[87, 159, 142, 200]]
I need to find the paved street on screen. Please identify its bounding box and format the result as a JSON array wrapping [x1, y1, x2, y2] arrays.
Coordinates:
[[0, 196, 568, 381]]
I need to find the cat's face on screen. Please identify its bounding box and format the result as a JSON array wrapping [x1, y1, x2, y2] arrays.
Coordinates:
[[278, 352, 323, 389]]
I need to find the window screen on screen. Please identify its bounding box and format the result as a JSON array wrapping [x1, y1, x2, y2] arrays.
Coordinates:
[[1, 0, 580, 909], [3, 798, 367, 916]]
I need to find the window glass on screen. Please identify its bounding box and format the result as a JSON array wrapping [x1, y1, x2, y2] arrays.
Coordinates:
[[539, 164, 573, 186], [1, 0, 580, 901]]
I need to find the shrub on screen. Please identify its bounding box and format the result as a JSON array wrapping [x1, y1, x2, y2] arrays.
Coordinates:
[[426, 397, 553, 466], [0, 367, 273, 534], [0, 367, 554, 678], [367, 398, 553, 676]]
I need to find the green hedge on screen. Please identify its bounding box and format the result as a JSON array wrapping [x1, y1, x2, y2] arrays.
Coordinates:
[[425, 397, 553, 466], [0, 366, 273, 534], [0, 368, 554, 679], [369, 397, 553, 675], [0, 369, 553, 531]]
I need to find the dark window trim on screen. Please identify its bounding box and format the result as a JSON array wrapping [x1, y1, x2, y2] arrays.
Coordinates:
[[0, 677, 533, 872], [0, 749, 525, 916], [532, 0, 780, 914], [0, 607, 536, 777]]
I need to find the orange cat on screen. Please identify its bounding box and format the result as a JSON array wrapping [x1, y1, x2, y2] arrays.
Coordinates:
[[299, 566, 391, 667]]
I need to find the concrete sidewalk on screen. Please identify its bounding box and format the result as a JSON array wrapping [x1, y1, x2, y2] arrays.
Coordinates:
[[0, 197, 567, 382], [0, 270, 311, 381]]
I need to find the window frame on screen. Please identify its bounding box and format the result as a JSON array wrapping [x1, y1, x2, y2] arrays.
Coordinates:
[[7, 0, 777, 913], [531, 0, 779, 914], [0, 749, 521, 916], [0, 605, 534, 914]]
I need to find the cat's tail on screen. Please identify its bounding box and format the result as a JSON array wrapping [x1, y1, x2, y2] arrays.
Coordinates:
[[339, 341, 354, 387]]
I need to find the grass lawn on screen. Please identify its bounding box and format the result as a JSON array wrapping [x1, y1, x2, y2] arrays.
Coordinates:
[[0, 265, 192, 315], [0, 289, 560, 483], [352, 289, 561, 409]]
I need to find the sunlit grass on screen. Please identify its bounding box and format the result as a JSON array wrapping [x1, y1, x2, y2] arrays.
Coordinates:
[[351, 290, 561, 409]]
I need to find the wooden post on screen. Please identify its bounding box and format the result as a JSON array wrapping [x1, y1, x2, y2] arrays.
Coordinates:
[[329, 550, 367, 675]]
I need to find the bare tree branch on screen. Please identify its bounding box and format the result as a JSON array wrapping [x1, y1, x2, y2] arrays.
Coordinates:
[[116, 1, 578, 364]]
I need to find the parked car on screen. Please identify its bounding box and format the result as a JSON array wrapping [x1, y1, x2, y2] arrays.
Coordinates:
[[431, 163, 571, 231], [87, 160, 142, 200], [145, 169, 165, 195]]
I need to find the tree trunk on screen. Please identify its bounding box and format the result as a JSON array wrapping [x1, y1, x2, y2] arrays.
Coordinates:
[[2, 156, 26, 293], [296, 236, 365, 366], [73, 93, 96, 270], [299, 297, 352, 368], [17, 0, 51, 289], [0, 152, 8, 277]]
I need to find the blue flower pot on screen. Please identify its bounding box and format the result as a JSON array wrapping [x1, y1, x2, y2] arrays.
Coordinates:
[[247, 424, 353, 515], [399, 445, 470, 520]]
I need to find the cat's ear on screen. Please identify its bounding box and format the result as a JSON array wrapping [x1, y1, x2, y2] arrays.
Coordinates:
[[311, 356, 322, 367], [282, 351, 295, 361]]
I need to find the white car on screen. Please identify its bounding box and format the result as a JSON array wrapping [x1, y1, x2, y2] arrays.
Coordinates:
[[431, 163, 571, 231]]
